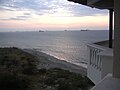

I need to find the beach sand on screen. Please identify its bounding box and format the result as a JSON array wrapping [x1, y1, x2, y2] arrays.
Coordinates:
[[24, 49, 87, 76]]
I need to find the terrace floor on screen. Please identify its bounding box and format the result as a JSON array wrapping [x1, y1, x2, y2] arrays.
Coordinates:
[[91, 74, 120, 90]]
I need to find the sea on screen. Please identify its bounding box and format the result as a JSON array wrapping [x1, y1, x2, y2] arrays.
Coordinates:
[[0, 30, 109, 68]]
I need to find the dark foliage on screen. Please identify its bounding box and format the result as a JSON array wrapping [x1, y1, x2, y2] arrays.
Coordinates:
[[0, 47, 94, 90]]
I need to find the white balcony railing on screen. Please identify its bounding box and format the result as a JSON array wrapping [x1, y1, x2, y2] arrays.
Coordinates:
[[87, 43, 113, 84]]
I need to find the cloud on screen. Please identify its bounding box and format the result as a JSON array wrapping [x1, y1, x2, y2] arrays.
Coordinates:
[[9, 14, 31, 20], [0, 13, 31, 21], [9, 17, 25, 20], [23, 13, 31, 15], [0, 15, 31, 21], [0, 0, 108, 17], [68, 4, 108, 17], [0, 7, 14, 11]]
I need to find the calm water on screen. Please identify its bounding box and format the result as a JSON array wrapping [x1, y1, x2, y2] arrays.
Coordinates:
[[0, 30, 109, 68]]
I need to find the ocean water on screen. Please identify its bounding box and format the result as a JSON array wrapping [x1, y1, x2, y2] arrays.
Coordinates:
[[0, 30, 109, 68]]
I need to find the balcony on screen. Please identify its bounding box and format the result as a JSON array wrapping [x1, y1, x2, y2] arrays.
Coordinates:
[[87, 43, 113, 84]]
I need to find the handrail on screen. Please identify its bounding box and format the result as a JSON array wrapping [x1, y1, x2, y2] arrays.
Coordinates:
[[87, 43, 108, 51]]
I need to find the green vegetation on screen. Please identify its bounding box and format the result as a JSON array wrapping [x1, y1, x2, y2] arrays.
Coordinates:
[[0, 47, 37, 90], [40, 68, 94, 90], [0, 47, 94, 90]]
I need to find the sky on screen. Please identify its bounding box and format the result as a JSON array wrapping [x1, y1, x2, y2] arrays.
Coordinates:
[[0, 0, 109, 32]]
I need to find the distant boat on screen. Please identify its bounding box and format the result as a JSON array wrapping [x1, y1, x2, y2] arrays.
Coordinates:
[[64, 30, 67, 31], [39, 30, 44, 32], [80, 29, 89, 31]]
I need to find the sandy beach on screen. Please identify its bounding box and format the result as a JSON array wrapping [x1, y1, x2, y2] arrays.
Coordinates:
[[24, 49, 87, 76]]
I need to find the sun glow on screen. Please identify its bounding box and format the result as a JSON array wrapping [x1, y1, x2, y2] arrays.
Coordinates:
[[0, 14, 108, 30]]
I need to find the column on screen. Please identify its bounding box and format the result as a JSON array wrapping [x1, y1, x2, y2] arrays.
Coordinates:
[[113, 0, 120, 78], [109, 9, 113, 48]]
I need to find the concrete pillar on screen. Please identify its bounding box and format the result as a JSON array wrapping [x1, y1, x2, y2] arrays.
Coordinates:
[[113, 0, 120, 78]]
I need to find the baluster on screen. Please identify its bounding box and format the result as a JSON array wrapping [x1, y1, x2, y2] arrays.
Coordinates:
[[91, 48, 94, 66], [96, 49, 100, 69], [93, 48, 96, 67], [90, 48, 92, 65], [99, 56, 102, 71], [94, 48, 98, 68], [93, 48, 95, 66], [95, 49, 98, 68]]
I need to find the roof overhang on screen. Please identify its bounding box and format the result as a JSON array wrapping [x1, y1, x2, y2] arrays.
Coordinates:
[[68, 0, 87, 5], [68, 0, 113, 9]]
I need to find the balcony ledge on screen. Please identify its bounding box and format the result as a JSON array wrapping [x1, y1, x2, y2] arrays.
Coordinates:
[[97, 49, 113, 57]]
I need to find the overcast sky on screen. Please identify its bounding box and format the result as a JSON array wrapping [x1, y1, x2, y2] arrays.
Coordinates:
[[0, 0, 108, 32]]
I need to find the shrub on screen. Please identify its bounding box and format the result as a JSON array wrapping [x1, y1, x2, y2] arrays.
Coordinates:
[[0, 71, 30, 90]]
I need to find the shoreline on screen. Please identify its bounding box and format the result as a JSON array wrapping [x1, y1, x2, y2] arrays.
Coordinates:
[[40, 51, 87, 68], [24, 48, 87, 76]]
